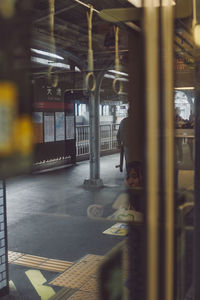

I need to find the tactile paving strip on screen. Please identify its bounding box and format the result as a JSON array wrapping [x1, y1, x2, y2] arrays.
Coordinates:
[[8, 251, 24, 263], [49, 254, 103, 288], [13, 254, 47, 268], [8, 251, 73, 272], [80, 277, 98, 293], [39, 259, 73, 272], [48, 287, 75, 300], [68, 290, 97, 300]]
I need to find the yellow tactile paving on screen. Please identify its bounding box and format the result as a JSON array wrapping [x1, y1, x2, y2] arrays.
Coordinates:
[[14, 254, 47, 268], [49, 254, 104, 288], [39, 259, 73, 273], [8, 251, 24, 262], [80, 277, 99, 293], [68, 290, 97, 300], [81, 254, 104, 262], [8, 251, 73, 273], [48, 287, 75, 300]]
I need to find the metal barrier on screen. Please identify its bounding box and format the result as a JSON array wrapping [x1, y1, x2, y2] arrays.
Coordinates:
[[76, 123, 119, 157]]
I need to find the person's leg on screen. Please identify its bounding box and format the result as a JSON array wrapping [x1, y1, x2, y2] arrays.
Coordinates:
[[175, 138, 183, 162], [188, 139, 194, 161]]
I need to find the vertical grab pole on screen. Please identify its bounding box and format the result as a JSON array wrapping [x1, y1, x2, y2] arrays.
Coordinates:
[[144, 2, 160, 300], [161, 2, 175, 300], [193, 1, 200, 299]]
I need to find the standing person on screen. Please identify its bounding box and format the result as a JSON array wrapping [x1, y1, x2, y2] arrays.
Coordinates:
[[175, 107, 185, 163], [187, 111, 195, 161], [117, 108, 134, 169]]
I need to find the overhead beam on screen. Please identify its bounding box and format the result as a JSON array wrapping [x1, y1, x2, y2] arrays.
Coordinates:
[[99, 7, 141, 23], [34, 3, 77, 23], [99, 0, 192, 23]]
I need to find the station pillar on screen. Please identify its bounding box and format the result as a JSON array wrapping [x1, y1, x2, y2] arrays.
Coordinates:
[[84, 74, 103, 188]]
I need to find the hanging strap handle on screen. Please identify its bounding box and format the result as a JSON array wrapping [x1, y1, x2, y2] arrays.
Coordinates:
[[113, 26, 123, 94], [48, 0, 58, 87], [86, 5, 94, 71], [86, 5, 96, 91], [114, 25, 120, 74]]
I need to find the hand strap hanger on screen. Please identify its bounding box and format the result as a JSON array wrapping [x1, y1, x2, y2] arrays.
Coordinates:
[[113, 25, 123, 94], [86, 5, 96, 92], [48, 0, 58, 87]]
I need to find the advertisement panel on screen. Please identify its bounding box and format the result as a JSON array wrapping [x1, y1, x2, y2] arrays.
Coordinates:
[[55, 112, 65, 141], [33, 112, 43, 143], [44, 113, 54, 142], [66, 116, 75, 140]]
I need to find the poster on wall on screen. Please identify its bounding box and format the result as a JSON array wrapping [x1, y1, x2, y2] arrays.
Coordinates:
[[44, 113, 54, 142], [33, 112, 43, 143], [66, 116, 75, 140], [55, 112, 65, 141]]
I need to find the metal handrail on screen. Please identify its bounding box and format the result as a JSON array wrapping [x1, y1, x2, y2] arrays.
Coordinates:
[[76, 123, 119, 157]]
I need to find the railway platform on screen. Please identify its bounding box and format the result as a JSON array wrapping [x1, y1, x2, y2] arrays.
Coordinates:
[[1, 150, 194, 299], [3, 153, 128, 299]]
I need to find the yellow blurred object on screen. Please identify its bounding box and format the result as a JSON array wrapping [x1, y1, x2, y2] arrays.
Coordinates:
[[0, 82, 17, 155], [14, 116, 34, 156], [193, 24, 200, 47], [0, 0, 15, 18]]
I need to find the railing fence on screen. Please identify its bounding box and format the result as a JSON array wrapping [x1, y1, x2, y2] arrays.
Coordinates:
[[76, 123, 119, 157]]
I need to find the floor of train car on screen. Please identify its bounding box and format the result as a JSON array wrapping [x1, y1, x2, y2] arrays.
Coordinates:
[[3, 145, 194, 299]]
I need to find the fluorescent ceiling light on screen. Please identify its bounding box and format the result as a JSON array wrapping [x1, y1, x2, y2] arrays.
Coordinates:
[[31, 48, 64, 60], [104, 74, 115, 79], [127, 0, 141, 7], [117, 77, 129, 82], [127, 0, 175, 7], [108, 70, 128, 77], [31, 57, 70, 69], [104, 74, 129, 81], [75, 66, 81, 72], [193, 24, 200, 47], [174, 87, 195, 90]]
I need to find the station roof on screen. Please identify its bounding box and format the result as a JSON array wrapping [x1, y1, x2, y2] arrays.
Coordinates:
[[31, 0, 195, 99]]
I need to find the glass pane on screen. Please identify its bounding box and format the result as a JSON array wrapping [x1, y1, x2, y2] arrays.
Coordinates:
[[174, 15, 195, 299]]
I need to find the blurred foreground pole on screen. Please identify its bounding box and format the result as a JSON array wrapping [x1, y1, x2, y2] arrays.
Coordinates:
[[143, 2, 174, 300], [0, 0, 34, 296], [194, 62, 200, 298], [193, 1, 200, 299]]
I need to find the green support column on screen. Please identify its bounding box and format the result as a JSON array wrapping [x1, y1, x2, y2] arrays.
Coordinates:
[[84, 73, 103, 187]]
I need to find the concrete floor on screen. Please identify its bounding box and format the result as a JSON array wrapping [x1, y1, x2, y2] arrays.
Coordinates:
[[2, 152, 195, 299], [4, 153, 128, 299]]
